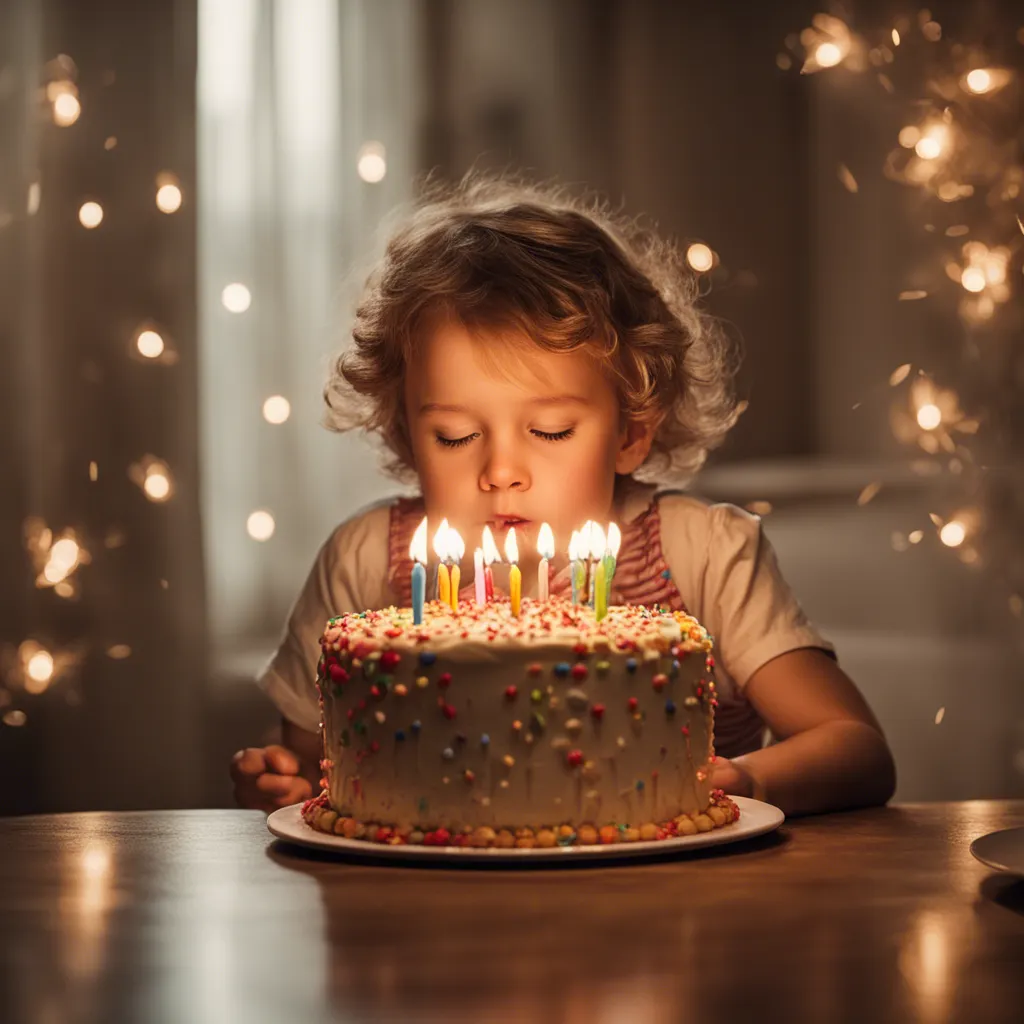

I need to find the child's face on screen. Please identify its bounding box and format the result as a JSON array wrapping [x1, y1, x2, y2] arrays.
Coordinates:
[[405, 319, 653, 571]]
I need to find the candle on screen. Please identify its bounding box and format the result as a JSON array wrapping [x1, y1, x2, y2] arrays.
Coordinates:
[[588, 522, 606, 611], [410, 517, 428, 625], [602, 522, 622, 610], [505, 527, 521, 617], [474, 547, 486, 605], [482, 525, 500, 601], [537, 522, 554, 602], [447, 527, 465, 612], [433, 518, 451, 607], [569, 529, 586, 606]]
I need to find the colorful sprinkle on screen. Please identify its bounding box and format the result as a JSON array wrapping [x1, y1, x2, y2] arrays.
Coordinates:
[[553, 662, 571, 678], [590, 703, 606, 720]]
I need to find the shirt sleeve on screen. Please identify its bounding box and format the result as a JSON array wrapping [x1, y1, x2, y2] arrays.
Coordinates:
[[698, 502, 836, 688], [257, 502, 392, 732], [658, 494, 835, 690]]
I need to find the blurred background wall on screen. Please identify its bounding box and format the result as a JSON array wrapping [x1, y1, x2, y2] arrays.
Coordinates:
[[1, 0, 1022, 814]]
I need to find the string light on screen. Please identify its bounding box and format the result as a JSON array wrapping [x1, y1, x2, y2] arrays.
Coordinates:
[[136, 330, 165, 358], [221, 283, 251, 313], [246, 510, 276, 541], [78, 202, 103, 229], [262, 395, 291, 424], [356, 141, 387, 183]]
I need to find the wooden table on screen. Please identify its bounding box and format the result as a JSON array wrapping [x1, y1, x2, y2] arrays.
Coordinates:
[[1, 802, 1022, 1023]]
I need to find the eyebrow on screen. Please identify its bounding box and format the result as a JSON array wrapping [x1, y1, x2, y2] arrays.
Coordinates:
[[419, 395, 590, 414]]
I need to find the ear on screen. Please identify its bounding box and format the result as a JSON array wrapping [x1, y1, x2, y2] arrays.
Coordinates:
[[614, 415, 662, 475]]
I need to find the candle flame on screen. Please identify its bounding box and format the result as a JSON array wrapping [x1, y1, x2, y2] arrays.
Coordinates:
[[537, 522, 555, 560], [410, 517, 428, 564], [448, 526, 465, 563], [504, 527, 519, 564], [482, 525, 501, 565], [588, 521, 606, 559], [606, 522, 622, 558], [433, 518, 450, 561], [568, 529, 582, 561], [576, 522, 594, 560]]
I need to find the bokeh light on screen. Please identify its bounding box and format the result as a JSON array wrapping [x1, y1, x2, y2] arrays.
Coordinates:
[[916, 404, 942, 431], [221, 283, 251, 313], [262, 395, 291, 424], [686, 243, 715, 273], [156, 183, 182, 214], [136, 330, 165, 359], [357, 141, 387, 183], [53, 91, 81, 126], [247, 510, 276, 541], [78, 202, 103, 228]]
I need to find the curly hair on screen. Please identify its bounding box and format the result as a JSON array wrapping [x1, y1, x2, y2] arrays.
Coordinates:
[[325, 173, 740, 484]]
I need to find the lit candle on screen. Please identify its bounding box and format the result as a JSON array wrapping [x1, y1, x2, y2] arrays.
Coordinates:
[[505, 527, 521, 617], [588, 522, 606, 612], [537, 522, 554, 602], [447, 526, 464, 612], [433, 518, 451, 607], [482, 525, 500, 602], [410, 517, 428, 625], [569, 529, 587, 606], [603, 522, 621, 610], [474, 547, 486, 606]]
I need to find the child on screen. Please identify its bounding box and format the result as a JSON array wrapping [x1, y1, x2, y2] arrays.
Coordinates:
[[231, 176, 895, 817]]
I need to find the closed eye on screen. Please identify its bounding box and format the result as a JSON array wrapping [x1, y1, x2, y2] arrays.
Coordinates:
[[435, 432, 480, 449], [531, 427, 575, 442]]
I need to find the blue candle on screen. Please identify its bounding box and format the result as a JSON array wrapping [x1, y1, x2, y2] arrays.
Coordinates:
[[410, 517, 428, 625], [569, 529, 585, 606]]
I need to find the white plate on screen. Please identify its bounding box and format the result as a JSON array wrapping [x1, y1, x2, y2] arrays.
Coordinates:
[[970, 826, 1024, 876], [267, 796, 784, 864]]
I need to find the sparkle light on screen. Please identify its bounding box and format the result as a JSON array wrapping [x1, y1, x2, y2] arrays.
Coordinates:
[[916, 403, 942, 430], [262, 395, 291, 424], [155, 183, 182, 214], [221, 283, 251, 313], [136, 330, 165, 358], [357, 142, 387, 183], [53, 91, 81, 126], [686, 243, 715, 273], [247, 510, 276, 541], [939, 520, 966, 547], [78, 202, 103, 228]]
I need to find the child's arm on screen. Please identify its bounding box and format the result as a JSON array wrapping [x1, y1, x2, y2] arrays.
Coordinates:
[[711, 648, 896, 816]]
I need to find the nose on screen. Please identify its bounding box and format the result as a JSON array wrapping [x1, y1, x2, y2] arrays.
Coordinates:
[[479, 436, 531, 492]]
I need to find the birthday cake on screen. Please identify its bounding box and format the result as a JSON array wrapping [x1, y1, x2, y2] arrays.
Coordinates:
[[302, 597, 739, 848]]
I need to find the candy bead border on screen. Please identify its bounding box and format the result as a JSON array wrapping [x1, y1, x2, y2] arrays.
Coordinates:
[[300, 789, 740, 848]]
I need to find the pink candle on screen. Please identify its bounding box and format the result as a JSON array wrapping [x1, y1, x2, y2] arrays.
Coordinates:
[[481, 526, 500, 602]]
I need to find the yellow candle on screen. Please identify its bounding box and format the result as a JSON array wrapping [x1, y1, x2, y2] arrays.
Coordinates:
[[510, 564, 521, 617], [433, 518, 451, 607], [595, 558, 607, 620], [449, 564, 460, 611], [537, 522, 554, 602], [438, 563, 451, 607], [505, 527, 521, 617]]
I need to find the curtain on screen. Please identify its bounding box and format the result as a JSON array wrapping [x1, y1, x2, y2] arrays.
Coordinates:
[[197, 0, 425, 652]]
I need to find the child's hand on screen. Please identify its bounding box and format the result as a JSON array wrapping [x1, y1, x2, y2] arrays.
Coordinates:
[[709, 756, 761, 800], [230, 745, 313, 813]]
